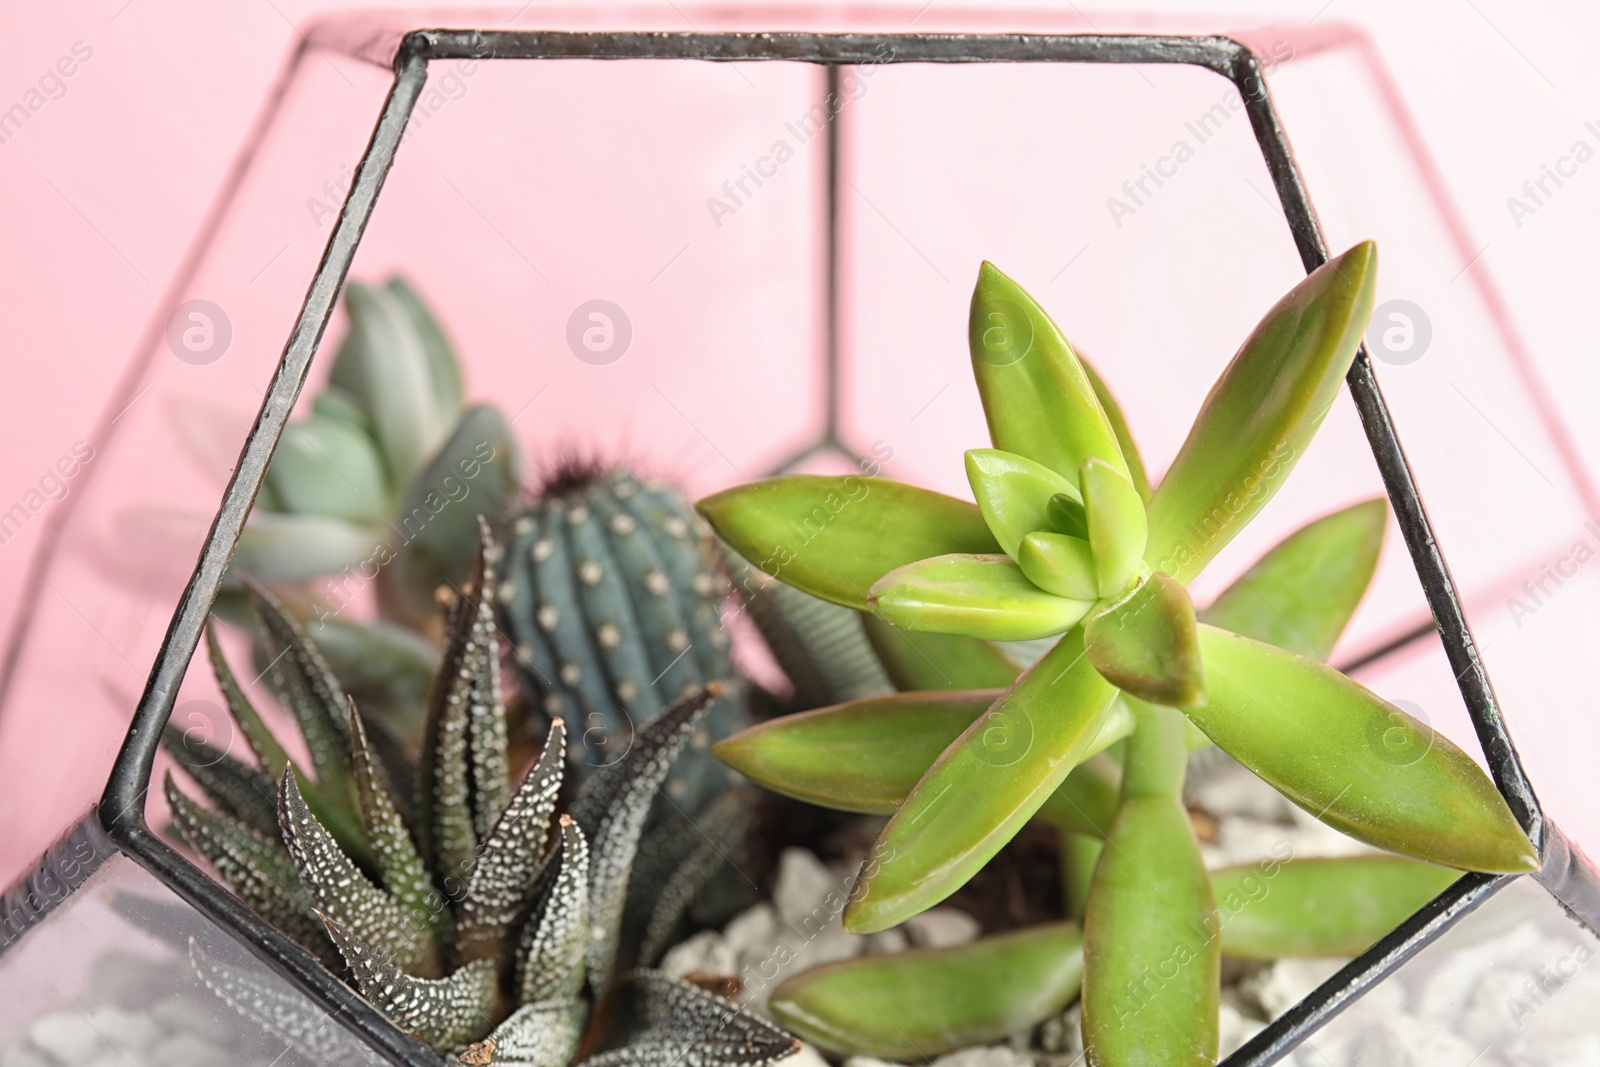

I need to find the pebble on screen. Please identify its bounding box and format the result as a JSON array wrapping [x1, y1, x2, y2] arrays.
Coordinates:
[[863, 929, 909, 955], [148, 1032, 227, 1067], [1358, 1013, 1481, 1066], [1218, 999, 1265, 1057], [784, 1044, 832, 1067], [903, 908, 981, 949], [1247, 958, 1346, 1019], [724, 903, 781, 962], [0, 1044, 56, 1067], [1035, 1002, 1083, 1058], [930, 1046, 1034, 1067], [1188, 760, 1295, 823], [85, 1007, 161, 1053], [843, 1057, 905, 1067], [773, 848, 845, 929], [28, 1013, 102, 1064], [660, 929, 737, 980]]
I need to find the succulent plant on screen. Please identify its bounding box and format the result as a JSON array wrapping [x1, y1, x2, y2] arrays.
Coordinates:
[[498, 465, 743, 810], [165, 524, 795, 1066], [230, 276, 522, 633], [698, 244, 1539, 1064], [224, 281, 773, 812]]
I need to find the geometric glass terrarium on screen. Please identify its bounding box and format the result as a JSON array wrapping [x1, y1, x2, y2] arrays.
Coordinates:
[[1, 9, 1597, 1066]]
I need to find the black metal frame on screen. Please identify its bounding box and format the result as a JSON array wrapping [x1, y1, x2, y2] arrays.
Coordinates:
[[3, 26, 1594, 1067]]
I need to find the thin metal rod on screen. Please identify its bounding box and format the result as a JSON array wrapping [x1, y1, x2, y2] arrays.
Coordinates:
[[98, 51, 442, 1067], [1537, 821, 1600, 935], [824, 64, 843, 443], [406, 30, 1243, 69], [1225, 872, 1511, 1066], [116, 822, 446, 1066], [1333, 616, 1439, 676]]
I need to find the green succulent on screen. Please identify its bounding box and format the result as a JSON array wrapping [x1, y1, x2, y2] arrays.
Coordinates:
[[698, 244, 1538, 1064], [499, 465, 744, 810], [231, 277, 523, 635], [165, 524, 795, 1066]]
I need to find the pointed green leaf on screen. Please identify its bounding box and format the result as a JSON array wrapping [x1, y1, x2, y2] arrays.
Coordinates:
[[1145, 242, 1379, 583], [861, 614, 1020, 692], [964, 449, 1080, 560], [323, 915, 499, 1052], [968, 261, 1129, 482], [517, 816, 590, 1004], [1214, 855, 1459, 960], [845, 629, 1118, 933], [1202, 498, 1387, 661], [571, 686, 719, 996], [769, 922, 1083, 1059], [386, 404, 523, 623], [583, 971, 800, 1067], [715, 691, 996, 817], [469, 999, 585, 1067], [416, 588, 476, 889], [1080, 356, 1151, 504], [163, 773, 336, 964], [265, 415, 390, 524], [1084, 573, 1206, 709], [243, 581, 364, 847], [348, 703, 449, 952], [206, 622, 290, 776], [279, 769, 442, 978], [161, 724, 278, 838], [1045, 493, 1089, 540], [305, 617, 437, 737], [1191, 625, 1538, 873], [634, 792, 752, 966], [1017, 531, 1098, 601], [714, 692, 1120, 841], [243, 581, 352, 787], [209, 620, 369, 863], [1082, 795, 1219, 1066], [458, 719, 568, 966], [233, 512, 376, 584], [868, 554, 1092, 642], [698, 476, 1000, 611], [1081, 457, 1147, 598], [464, 523, 511, 839]]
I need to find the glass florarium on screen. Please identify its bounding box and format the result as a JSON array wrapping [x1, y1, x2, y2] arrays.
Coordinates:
[[1, 8, 1597, 1067]]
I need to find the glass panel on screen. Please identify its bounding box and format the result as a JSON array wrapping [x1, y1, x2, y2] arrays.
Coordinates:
[[0, 853, 385, 1067]]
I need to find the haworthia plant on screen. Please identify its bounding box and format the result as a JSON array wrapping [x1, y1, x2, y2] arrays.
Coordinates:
[[699, 246, 1538, 1064], [167, 524, 797, 1066]]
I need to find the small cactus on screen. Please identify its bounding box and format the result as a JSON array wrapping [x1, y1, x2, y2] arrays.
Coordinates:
[[499, 465, 740, 812]]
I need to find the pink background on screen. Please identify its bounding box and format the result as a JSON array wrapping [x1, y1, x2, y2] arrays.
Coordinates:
[[2, 1, 1599, 878]]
